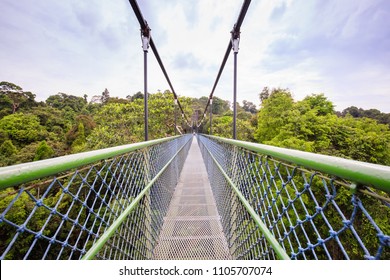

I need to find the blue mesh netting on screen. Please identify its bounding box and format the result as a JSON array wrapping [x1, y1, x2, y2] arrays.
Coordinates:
[[0, 135, 192, 260], [198, 135, 390, 260]]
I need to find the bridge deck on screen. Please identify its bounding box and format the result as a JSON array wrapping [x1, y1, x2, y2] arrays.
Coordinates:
[[153, 137, 231, 259]]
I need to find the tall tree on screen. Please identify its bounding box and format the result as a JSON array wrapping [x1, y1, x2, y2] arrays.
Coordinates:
[[259, 87, 270, 104], [102, 88, 110, 104], [301, 93, 334, 116], [128, 91, 144, 101], [0, 81, 37, 114], [46, 93, 87, 113], [211, 97, 230, 115], [242, 100, 257, 114], [255, 88, 293, 143]]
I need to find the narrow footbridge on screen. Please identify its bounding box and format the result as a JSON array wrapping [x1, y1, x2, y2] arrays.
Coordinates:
[[1, 0, 389, 261], [0, 134, 389, 260]]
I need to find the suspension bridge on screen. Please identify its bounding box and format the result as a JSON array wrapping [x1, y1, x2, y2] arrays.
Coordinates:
[[0, 0, 389, 260]]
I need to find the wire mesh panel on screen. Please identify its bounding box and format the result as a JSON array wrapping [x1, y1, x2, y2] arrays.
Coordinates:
[[0, 135, 192, 260], [198, 135, 390, 260]]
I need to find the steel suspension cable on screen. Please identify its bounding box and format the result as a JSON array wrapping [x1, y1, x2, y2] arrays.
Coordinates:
[[197, 0, 251, 127], [128, 0, 191, 126]]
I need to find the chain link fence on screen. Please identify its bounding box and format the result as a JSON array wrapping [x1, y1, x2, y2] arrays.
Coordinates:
[[198, 135, 390, 260]]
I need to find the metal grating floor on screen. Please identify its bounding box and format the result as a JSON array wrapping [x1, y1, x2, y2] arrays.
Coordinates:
[[153, 137, 231, 260]]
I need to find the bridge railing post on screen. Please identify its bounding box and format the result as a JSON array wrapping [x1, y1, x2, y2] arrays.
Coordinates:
[[142, 148, 153, 258]]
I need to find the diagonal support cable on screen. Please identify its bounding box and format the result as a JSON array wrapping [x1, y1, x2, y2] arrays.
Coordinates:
[[198, 0, 251, 127], [128, 0, 191, 127]]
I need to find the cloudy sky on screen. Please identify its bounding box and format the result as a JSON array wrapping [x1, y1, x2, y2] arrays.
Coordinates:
[[0, 0, 389, 112]]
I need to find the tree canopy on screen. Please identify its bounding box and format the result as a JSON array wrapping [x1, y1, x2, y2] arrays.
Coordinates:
[[0, 82, 389, 168], [0, 82, 389, 260], [254, 88, 390, 165]]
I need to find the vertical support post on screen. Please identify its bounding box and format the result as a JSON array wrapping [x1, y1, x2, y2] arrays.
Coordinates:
[[141, 23, 151, 141], [203, 113, 207, 134], [231, 25, 240, 140], [143, 51, 148, 141], [233, 52, 238, 140], [174, 98, 178, 135], [209, 98, 213, 135], [195, 110, 200, 134], [182, 113, 186, 134]]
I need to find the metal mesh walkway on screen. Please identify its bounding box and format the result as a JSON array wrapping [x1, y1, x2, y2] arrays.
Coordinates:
[[153, 137, 231, 259]]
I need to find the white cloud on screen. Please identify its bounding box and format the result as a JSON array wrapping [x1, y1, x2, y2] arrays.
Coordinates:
[[0, 0, 388, 112]]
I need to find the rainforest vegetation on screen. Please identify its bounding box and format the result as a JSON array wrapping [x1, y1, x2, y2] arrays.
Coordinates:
[[1, 81, 389, 167], [0, 81, 389, 259]]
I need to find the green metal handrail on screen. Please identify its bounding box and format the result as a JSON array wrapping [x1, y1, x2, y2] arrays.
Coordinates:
[[206, 135, 390, 194], [0, 136, 180, 190]]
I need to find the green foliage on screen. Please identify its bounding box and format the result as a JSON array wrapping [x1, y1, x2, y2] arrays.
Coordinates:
[[329, 116, 390, 165], [0, 94, 13, 117], [0, 140, 18, 166], [65, 115, 96, 146], [195, 96, 230, 116], [0, 113, 47, 146], [211, 97, 231, 115], [86, 102, 143, 149], [255, 89, 390, 165], [30, 106, 69, 130], [302, 93, 334, 115], [259, 86, 270, 103], [242, 100, 257, 114], [341, 106, 390, 126], [107, 97, 130, 104], [0, 80, 389, 260], [12, 142, 40, 163], [0, 81, 37, 115], [0, 191, 31, 259], [101, 88, 110, 104], [205, 115, 255, 141], [0, 140, 17, 157], [70, 122, 87, 153], [255, 88, 294, 143], [0, 81, 388, 167], [34, 140, 54, 161], [128, 91, 144, 101], [46, 93, 87, 113], [207, 115, 232, 138], [0, 81, 22, 91], [85, 91, 192, 148], [29, 106, 71, 142]]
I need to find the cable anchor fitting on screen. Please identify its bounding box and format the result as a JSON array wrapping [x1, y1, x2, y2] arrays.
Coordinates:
[[141, 21, 151, 52], [231, 24, 240, 53]]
